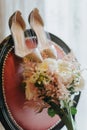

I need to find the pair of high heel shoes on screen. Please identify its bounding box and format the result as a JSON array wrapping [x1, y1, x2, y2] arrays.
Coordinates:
[[9, 8, 57, 62]]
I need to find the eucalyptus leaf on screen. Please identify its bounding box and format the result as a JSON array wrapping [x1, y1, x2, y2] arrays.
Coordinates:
[[48, 107, 56, 117], [71, 107, 77, 115]]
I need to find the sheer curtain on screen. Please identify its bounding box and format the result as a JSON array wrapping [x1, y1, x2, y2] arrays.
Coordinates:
[[0, 0, 87, 130], [44, 1, 87, 130]]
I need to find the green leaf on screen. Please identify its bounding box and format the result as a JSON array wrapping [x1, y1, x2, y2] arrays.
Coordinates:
[[48, 107, 56, 117], [68, 86, 75, 94], [21, 82, 26, 91], [43, 96, 52, 102], [35, 81, 44, 90], [71, 107, 77, 115]]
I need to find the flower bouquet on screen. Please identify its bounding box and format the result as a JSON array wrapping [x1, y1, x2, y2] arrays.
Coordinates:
[[22, 52, 84, 130], [9, 8, 84, 130]]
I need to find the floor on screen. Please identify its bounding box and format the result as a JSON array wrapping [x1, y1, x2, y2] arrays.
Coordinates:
[[0, 123, 5, 130]]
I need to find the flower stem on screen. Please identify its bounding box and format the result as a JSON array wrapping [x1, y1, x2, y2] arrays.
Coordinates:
[[47, 101, 76, 130], [62, 109, 76, 130]]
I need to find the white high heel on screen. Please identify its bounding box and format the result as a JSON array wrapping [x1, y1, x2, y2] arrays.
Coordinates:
[[29, 8, 57, 59], [9, 11, 43, 62], [9, 11, 30, 57]]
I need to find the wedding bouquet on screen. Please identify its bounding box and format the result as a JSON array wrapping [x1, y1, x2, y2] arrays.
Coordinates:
[[22, 51, 84, 130]]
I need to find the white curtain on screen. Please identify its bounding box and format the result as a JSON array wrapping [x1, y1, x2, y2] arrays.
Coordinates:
[[44, 1, 87, 130], [0, 0, 87, 130]]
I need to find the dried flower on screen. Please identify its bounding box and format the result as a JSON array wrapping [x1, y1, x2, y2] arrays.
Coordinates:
[[22, 52, 84, 130]]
